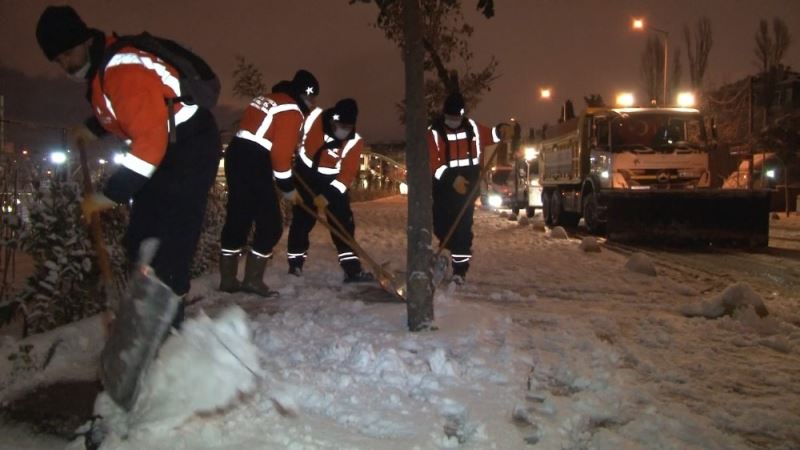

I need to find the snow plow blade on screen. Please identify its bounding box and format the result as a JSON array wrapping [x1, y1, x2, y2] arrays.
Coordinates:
[[100, 239, 180, 411], [605, 189, 770, 248]]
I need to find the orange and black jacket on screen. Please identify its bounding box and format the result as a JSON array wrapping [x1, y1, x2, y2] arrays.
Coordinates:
[[88, 34, 206, 202], [427, 117, 501, 180], [234, 91, 304, 192], [297, 107, 363, 197]]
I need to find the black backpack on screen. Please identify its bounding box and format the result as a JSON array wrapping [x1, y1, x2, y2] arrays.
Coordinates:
[[98, 32, 220, 142]]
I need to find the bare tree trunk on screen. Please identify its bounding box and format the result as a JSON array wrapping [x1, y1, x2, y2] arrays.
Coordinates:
[[785, 164, 790, 217], [403, 0, 434, 331]]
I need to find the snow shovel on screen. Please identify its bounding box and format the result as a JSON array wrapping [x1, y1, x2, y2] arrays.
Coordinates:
[[431, 143, 501, 285], [100, 238, 181, 411], [291, 172, 405, 302]]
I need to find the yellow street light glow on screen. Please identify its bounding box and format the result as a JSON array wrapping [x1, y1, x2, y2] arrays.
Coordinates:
[[540, 88, 552, 99], [676, 92, 695, 107], [632, 18, 645, 30], [616, 93, 635, 107], [524, 147, 539, 161]]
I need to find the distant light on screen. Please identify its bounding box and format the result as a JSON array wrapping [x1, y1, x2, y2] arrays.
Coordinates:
[[399, 182, 408, 195], [50, 151, 67, 165], [98, 158, 107, 165], [632, 18, 645, 30], [524, 147, 539, 161], [540, 88, 552, 99], [676, 92, 695, 107], [21, 149, 29, 156], [616, 93, 635, 107], [113, 153, 125, 165], [488, 194, 503, 208], [601, 170, 610, 179], [766, 169, 776, 179]]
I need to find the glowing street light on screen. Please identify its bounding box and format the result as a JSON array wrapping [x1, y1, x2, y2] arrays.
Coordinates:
[[50, 151, 67, 165], [676, 92, 696, 107], [540, 88, 552, 100], [98, 158, 107, 165], [524, 146, 539, 161], [632, 17, 669, 105], [616, 93, 635, 107]]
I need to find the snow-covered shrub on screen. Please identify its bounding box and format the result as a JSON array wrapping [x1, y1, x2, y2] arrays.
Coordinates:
[[16, 179, 104, 334]]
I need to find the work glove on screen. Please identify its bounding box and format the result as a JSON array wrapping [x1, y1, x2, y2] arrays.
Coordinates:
[[313, 194, 329, 213], [281, 189, 302, 206], [81, 192, 116, 222], [452, 175, 469, 195]]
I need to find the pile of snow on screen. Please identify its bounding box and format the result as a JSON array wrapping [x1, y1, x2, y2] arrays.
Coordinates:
[[625, 253, 657, 276], [579, 236, 601, 252], [548, 226, 568, 239], [79, 307, 262, 446], [531, 220, 546, 232], [681, 282, 769, 319], [518, 215, 530, 226]]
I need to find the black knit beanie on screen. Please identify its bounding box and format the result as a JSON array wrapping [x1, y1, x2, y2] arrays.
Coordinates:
[[36, 5, 93, 61], [331, 98, 358, 125], [443, 92, 466, 116]]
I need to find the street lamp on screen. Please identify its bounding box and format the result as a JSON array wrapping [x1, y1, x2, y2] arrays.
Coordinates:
[[539, 87, 552, 100], [50, 150, 67, 165], [632, 17, 669, 105]]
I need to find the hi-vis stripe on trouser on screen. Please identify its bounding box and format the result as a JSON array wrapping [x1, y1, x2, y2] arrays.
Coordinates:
[[250, 249, 273, 259], [221, 248, 242, 256], [287, 251, 307, 261], [338, 251, 359, 262], [451, 253, 471, 264]]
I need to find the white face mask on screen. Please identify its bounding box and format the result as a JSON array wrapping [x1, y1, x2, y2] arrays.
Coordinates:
[[303, 97, 315, 110], [334, 126, 351, 140], [444, 118, 462, 129], [68, 59, 91, 81]]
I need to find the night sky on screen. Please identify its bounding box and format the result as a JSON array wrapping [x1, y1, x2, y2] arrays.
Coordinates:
[[1, 0, 798, 141]]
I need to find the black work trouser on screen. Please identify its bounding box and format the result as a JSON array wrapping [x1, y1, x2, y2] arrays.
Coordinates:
[[220, 137, 284, 256], [124, 109, 221, 296], [287, 162, 361, 275], [432, 165, 480, 274]]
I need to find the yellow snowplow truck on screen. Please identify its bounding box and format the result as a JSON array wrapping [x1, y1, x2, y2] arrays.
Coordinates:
[[536, 106, 770, 247]]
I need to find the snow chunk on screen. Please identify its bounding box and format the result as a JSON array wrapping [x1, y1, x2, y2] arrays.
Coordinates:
[[625, 253, 657, 276], [681, 282, 769, 319], [518, 216, 530, 226], [97, 307, 262, 437], [531, 220, 546, 232], [548, 226, 569, 239], [579, 237, 601, 253]]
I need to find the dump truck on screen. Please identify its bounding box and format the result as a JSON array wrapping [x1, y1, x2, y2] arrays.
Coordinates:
[[479, 129, 543, 217], [535, 105, 770, 247]]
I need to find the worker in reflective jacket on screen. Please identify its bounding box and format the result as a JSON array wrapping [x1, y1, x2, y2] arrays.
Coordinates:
[[427, 92, 509, 284], [218, 70, 319, 297], [287, 98, 374, 283], [36, 6, 220, 325]]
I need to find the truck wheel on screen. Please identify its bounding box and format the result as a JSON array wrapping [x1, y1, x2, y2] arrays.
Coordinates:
[[552, 190, 579, 227], [582, 192, 605, 234], [526, 207, 536, 218]]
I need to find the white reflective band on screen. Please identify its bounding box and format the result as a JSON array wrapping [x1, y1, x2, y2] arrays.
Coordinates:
[[103, 95, 116, 119], [434, 165, 447, 180], [299, 149, 340, 174], [303, 107, 323, 136], [451, 254, 471, 258], [331, 179, 347, 193], [338, 252, 354, 257], [448, 158, 480, 167], [446, 132, 468, 141], [431, 129, 441, 148], [339, 256, 359, 262], [468, 119, 481, 160], [492, 126, 501, 143], [106, 52, 197, 125], [236, 130, 273, 150], [287, 252, 307, 259], [121, 153, 156, 178], [250, 250, 272, 258], [221, 248, 242, 255], [340, 134, 361, 160], [274, 169, 292, 180], [452, 257, 470, 263]]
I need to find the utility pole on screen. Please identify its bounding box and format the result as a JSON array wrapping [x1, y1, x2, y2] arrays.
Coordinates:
[[748, 76, 754, 189]]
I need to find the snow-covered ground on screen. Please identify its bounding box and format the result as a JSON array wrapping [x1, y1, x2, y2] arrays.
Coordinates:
[[2, 195, 799, 449]]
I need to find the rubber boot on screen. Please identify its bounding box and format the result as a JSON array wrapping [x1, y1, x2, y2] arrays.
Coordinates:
[[241, 252, 279, 297], [218, 252, 241, 293], [342, 260, 375, 284]]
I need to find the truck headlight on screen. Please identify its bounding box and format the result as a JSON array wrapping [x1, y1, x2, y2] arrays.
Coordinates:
[[766, 169, 775, 179], [488, 194, 503, 208]]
